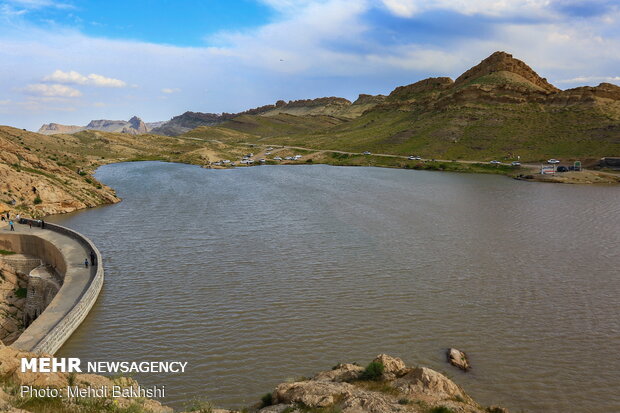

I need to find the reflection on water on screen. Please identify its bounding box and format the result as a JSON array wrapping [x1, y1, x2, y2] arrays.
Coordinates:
[[50, 162, 620, 412]]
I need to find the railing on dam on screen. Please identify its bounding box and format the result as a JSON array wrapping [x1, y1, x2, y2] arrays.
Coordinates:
[[7, 219, 104, 355]]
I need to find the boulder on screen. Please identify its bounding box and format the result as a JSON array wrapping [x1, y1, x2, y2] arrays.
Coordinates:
[[371, 354, 407, 379], [273, 381, 355, 407], [314, 363, 364, 382], [394, 367, 464, 399], [447, 348, 470, 371]]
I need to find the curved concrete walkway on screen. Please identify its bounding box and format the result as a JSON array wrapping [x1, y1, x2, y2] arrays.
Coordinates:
[[0, 219, 100, 354]]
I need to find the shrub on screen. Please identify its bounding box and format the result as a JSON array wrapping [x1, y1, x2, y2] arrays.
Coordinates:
[[15, 288, 27, 299], [261, 392, 273, 407], [360, 361, 384, 381], [429, 407, 455, 413], [185, 398, 213, 413], [33, 196, 42, 205]]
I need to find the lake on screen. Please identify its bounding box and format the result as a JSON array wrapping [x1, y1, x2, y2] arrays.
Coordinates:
[[49, 162, 620, 412]]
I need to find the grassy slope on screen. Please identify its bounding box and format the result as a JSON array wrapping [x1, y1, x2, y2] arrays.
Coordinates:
[[211, 103, 619, 163]]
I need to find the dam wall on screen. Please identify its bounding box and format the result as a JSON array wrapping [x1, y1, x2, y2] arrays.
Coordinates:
[[1, 220, 103, 355]]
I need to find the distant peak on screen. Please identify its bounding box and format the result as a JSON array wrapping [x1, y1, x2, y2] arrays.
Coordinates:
[[455, 51, 560, 92]]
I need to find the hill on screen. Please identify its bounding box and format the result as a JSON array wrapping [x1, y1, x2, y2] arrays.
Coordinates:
[[38, 116, 158, 135], [150, 95, 387, 136], [184, 51, 620, 162]]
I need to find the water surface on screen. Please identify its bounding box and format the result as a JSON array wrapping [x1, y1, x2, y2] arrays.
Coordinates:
[[51, 162, 620, 412]]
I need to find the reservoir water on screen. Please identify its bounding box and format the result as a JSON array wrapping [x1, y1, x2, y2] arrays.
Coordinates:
[[50, 161, 620, 412]]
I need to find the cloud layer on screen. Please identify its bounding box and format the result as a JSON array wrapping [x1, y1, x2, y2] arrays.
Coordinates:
[[0, 0, 618, 129], [43, 70, 127, 88]]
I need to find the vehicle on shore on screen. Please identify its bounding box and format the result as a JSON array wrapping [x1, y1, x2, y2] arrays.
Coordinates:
[[547, 159, 560, 164], [490, 160, 502, 164], [511, 161, 521, 166], [363, 151, 372, 155]]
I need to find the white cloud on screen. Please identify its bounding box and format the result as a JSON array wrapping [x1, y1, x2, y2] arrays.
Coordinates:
[[1, 0, 619, 129], [379, 0, 555, 18], [557, 76, 620, 83], [161, 88, 181, 94], [43, 69, 127, 87], [23, 83, 82, 97]]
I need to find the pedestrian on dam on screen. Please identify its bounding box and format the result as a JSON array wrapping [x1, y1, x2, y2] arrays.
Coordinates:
[[41, 220, 45, 229], [84, 259, 89, 268], [90, 251, 96, 266], [9, 220, 14, 231]]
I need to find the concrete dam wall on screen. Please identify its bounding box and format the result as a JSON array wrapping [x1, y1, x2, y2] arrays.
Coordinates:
[[0, 221, 103, 355]]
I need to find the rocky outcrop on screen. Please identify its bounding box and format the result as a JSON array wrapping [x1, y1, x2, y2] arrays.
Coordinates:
[[151, 111, 238, 136], [447, 348, 470, 371], [264, 354, 501, 413], [37, 123, 82, 135], [388, 77, 454, 101], [0, 126, 119, 217], [0, 260, 26, 344], [454, 51, 559, 92], [38, 116, 153, 135]]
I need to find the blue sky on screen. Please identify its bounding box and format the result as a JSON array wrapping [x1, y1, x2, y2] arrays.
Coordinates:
[[1, 0, 619, 130]]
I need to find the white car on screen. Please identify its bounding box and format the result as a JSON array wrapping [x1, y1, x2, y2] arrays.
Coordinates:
[[273, 156, 282, 161], [490, 160, 502, 164], [547, 159, 560, 164], [511, 161, 521, 166], [363, 151, 372, 155], [408, 156, 421, 160]]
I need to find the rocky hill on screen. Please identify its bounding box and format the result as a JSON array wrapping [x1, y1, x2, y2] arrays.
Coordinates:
[[0, 126, 120, 217], [151, 96, 388, 136], [38, 116, 154, 135], [185, 51, 619, 162]]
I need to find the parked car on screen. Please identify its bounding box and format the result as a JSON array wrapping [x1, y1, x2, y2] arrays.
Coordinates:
[[363, 151, 372, 155], [408, 155, 421, 160], [274, 156, 282, 161], [490, 160, 502, 164], [511, 161, 521, 166], [556, 166, 568, 172], [547, 159, 560, 164]]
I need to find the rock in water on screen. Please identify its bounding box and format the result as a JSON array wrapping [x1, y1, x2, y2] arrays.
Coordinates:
[[447, 348, 470, 371]]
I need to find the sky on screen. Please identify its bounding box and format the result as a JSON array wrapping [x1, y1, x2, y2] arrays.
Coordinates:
[[0, 0, 619, 130]]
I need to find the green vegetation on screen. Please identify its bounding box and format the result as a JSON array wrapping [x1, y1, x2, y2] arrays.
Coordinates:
[[33, 196, 42, 205], [428, 407, 456, 413], [184, 398, 213, 413], [260, 392, 274, 407], [360, 361, 385, 381], [0, 249, 17, 255], [15, 288, 27, 298]]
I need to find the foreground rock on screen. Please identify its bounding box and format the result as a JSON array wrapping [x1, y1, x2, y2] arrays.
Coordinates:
[[259, 354, 504, 413], [447, 348, 470, 371]]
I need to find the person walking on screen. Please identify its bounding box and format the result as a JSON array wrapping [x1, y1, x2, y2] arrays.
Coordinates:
[[41, 220, 45, 229], [9, 220, 14, 231], [90, 251, 96, 266], [84, 259, 89, 268]]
